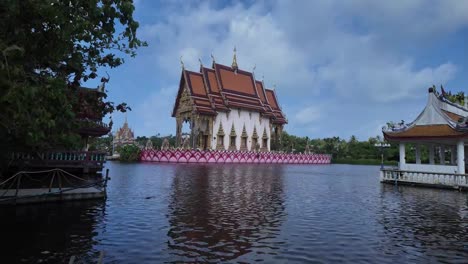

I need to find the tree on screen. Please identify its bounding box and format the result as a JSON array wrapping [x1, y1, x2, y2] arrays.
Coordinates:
[[0, 1, 146, 164], [118, 144, 141, 162]]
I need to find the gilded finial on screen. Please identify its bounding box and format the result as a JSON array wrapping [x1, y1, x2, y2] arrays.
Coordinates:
[[232, 46, 238, 70], [180, 56, 184, 69]]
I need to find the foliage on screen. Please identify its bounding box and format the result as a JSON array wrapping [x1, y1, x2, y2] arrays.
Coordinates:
[[438, 85, 465, 106], [0, 1, 146, 166], [134, 134, 177, 149], [88, 135, 113, 153], [118, 144, 141, 162], [445, 91, 465, 106]]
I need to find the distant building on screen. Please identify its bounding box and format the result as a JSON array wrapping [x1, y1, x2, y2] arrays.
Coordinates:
[[172, 50, 287, 151], [113, 117, 135, 152]]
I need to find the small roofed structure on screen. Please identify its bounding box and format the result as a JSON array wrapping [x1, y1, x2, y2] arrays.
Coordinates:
[[381, 87, 468, 190], [172, 50, 287, 151]]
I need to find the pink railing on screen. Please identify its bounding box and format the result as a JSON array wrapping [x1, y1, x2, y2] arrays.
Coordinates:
[[140, 150, 332, 164]]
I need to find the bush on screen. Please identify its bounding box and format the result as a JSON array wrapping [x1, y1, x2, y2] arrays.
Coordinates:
[[118, 145, 141, 162]]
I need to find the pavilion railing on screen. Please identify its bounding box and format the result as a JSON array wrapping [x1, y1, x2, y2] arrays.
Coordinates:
[[380, 168, 468, 188], [0, 168, 109, 204], [10, 151, 107, 168]]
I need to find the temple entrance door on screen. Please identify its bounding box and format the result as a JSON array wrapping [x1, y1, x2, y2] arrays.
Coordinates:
[[202, 135, 208, 150]]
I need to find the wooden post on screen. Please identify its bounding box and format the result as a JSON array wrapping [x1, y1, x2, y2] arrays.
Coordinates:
[[15, 173, 22, 197], [104, 169, 110, 196], [97, 251, 104, 264], [49, 171, 55, 193]]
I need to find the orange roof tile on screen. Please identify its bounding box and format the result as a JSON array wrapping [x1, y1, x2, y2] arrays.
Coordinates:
[[206, 69, 220, 93], [255, 81, 267, 103], [442, 110, 463, 122], [265, 89, 280, 110], [218, 68, 256, 96], [187, 72, 206, 96]]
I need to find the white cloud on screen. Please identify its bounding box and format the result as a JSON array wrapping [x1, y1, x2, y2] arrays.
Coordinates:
[[134, 86, 177, 136], [128, 0, 468, 137], [295, 106, 322, 125]]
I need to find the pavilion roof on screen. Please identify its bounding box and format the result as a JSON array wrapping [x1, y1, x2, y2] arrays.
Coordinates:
[[383, 88, 468, 141]]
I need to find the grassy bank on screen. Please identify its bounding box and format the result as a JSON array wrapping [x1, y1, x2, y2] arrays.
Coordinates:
[[332, 158, 398, 166]]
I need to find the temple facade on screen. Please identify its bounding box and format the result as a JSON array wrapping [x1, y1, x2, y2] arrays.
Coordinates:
[[113, 118, 135, 151], [172, 51, 287, 151]]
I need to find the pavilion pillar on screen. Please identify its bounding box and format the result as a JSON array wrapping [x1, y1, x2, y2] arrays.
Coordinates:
[[457, 140, 465, 174], [399, 143, 406, 169], [415, 144, 421, 164], [429, 145, 435, 164], [439, 145, 445, 165], [451, 146, 456, 165]]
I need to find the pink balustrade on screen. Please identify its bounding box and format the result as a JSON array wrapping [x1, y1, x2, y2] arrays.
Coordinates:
[[140, 150, 332, 164]]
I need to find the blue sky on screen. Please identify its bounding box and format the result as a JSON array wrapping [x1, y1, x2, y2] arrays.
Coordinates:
[[88, 0, 468, 141]]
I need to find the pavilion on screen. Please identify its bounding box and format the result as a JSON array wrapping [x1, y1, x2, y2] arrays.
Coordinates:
[[381, 87, 468, 189]]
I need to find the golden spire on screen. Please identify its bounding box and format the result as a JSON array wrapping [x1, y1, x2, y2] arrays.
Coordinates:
[[231, 46, 238, 71], [180, 56, 184, 69]]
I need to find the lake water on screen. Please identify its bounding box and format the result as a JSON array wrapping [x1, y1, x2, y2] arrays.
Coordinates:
[[2, 163, 468, 263]]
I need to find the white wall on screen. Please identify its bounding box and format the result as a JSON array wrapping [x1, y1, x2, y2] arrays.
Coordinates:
[[211, 108, 270, 151]]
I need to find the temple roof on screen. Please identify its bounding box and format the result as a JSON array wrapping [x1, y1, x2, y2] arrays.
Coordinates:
[[383, 88, 468, 141], [172, 58, 287, 124], [266, 89, 287, 124], [115, 119, 135, 140]]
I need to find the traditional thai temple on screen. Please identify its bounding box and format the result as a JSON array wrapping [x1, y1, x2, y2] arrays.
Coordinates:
[[172, 50, 287, 151], [113, 117, 135, 151], [381, 87, 468, 190]]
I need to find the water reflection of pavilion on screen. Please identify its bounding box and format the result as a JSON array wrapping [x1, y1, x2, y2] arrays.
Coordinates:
[[379, 184, 468, 262], [167, 164, 286, 262]]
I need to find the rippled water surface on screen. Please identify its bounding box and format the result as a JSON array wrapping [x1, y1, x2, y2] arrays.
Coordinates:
[[2, 163, 468, 263]]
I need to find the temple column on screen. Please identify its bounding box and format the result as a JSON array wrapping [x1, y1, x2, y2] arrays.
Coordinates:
[[415, 144, 421, 164], [175, 117, 183, 147], [451, 146, 456, 165], [439, 145, 446, 165], [399, 143, 406, 169], [429, 144, 435, 164], [190, 119, 196, 149], [457, 140, 465, 174]]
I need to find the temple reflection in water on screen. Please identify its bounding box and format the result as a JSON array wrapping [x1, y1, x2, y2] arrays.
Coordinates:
[[167, 164, 286, 262]]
